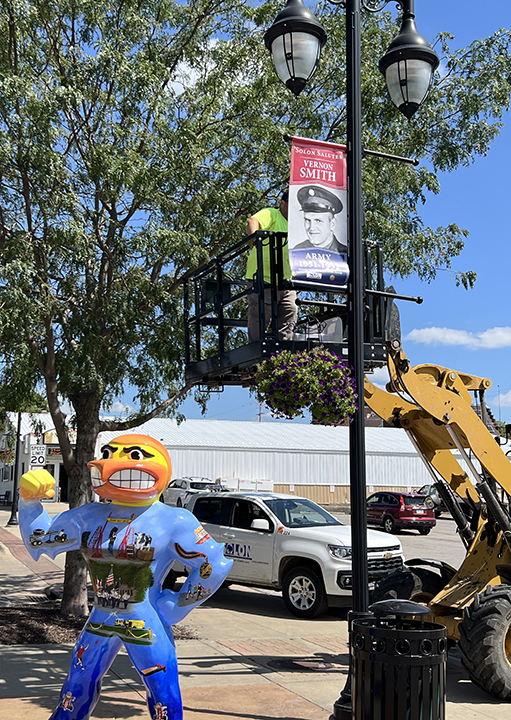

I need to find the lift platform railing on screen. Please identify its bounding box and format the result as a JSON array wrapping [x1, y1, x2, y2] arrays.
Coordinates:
[[183, 232, 401, 387]]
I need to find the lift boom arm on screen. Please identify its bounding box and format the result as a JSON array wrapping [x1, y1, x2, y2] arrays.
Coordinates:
[[365, 342, 511, 502], [364, 342, 511, 632]]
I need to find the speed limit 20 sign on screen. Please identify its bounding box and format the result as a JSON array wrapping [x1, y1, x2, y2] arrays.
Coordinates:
[[30, 445, 47, 467]]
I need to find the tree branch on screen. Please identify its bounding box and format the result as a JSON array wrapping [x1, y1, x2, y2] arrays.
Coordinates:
[[98, 382, 195, 433]]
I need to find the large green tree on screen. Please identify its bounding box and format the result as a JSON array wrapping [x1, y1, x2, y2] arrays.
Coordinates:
[[0, 0, 510, 614]]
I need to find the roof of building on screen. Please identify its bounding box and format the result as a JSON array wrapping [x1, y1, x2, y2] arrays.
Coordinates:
[[6, 412, 497, 458], [7, 412, 57, 437], [97, 418, 419, 455]]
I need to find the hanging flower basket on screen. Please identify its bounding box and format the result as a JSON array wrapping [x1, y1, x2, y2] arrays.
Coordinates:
[[253, 346, 358, 425]]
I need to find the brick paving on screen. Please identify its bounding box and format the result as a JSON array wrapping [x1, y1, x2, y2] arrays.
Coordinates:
[[0, 526, 64, 587]]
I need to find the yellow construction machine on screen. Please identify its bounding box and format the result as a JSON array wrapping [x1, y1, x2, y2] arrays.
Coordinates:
[[366, 340, 511, 700]]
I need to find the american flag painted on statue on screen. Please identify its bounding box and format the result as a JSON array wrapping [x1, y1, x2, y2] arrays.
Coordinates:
[[106, 565, 115, 587]]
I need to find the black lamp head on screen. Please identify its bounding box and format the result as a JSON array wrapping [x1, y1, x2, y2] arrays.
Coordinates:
[[264, 0, 327, 96], [379, 13, 439, 118]]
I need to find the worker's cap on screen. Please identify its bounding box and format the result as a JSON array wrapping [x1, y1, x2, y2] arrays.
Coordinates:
[[281, 190, 289, 202], [297, 185, 343, 214]]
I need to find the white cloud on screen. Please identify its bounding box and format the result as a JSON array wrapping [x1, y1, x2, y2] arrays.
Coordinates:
[[366, 366, 389, 389], [494, 390, 511, 408], [405, 326, 511, 350], [107, 401, 134, 415], [168, 38, 254, 96], [477, 328, 511, 348], [169, 64, 199, 96]]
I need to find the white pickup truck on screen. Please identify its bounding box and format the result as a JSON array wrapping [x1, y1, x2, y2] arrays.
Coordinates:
[[169, 491, 404, 618]]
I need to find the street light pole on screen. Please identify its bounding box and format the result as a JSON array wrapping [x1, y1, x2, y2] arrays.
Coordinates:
[[330, 6, 371, 717], [265, 0, 439, 605], [345, 0, 369, 617], [264, 2, 438, 717], [7, 411, 22, 526], [265, 0, 438, 614]]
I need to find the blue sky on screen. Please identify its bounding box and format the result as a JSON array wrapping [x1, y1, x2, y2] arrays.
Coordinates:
[[155, 1, 511, 425], [398, 0, 511, 422]]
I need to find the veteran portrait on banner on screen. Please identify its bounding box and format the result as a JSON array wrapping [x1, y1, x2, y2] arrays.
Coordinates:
[[288, 137, 349, 290]]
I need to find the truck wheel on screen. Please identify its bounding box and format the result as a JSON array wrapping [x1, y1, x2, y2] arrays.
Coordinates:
[[418, 527, 431, 535], [458, 585, 511, 700], [424, 496, 435, 510], [371, 567, 445, 605], [383, 516, 395, 534], [282, 566, 328, 619]]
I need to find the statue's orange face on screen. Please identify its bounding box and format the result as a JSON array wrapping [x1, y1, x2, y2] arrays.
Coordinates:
[[87, 434, 172, 503]]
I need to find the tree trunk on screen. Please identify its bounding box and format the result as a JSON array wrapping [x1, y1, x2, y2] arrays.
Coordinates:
[[61, 549, 89, 617], [60, 395, 100, 617]]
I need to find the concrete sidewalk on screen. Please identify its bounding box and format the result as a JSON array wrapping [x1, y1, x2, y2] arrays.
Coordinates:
[[0, 504, 509, 720]]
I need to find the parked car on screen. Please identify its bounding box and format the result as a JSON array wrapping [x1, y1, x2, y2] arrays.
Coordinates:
[[415, 483, 474, 519], [366, 491, 436, 535], [170, 491, 404, 618], [162, 477, 224, 507]]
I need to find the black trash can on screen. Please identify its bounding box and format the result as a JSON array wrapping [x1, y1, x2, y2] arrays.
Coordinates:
[[351, 599, 446, 720]]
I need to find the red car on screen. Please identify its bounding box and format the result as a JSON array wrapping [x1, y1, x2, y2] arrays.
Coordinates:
[[366, 491, 436, 535]]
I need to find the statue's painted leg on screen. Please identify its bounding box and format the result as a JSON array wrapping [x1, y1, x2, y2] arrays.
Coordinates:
[[49, 628, 122, 720], [124, 626, 182, 720]]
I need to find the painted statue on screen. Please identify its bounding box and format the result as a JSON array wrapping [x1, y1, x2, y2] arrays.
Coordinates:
[[19, 434, 233, 720]]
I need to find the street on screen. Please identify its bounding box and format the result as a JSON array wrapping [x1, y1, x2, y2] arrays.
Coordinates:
[[390, 514, 468, 569], [334, 511, 468, 571]]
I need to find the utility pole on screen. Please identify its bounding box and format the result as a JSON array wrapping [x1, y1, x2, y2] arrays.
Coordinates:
[[7, 412, 22, 526]]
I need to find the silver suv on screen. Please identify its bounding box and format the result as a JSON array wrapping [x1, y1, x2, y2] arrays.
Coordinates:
[[162, 477, 224, 507]]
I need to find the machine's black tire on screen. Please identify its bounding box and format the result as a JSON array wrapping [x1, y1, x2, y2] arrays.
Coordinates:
[[383, 515, 395, 534], [434, 508, 442, 519], [371, 566, 445, 605], [282, 566, 328, 619], [176, 498, 183, 507], [418, 527, 432, 535], [458, 585, 511, 700]]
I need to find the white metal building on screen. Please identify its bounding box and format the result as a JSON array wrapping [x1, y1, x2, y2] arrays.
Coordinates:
[[1, 415, 476, 505], [97, 419, 438, 504]]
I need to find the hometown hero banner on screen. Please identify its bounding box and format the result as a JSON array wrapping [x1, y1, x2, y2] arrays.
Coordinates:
[[288, 137, 349, 290]]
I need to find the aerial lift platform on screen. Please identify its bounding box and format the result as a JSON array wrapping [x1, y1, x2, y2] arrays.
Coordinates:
[[183, 231, 418, 388]]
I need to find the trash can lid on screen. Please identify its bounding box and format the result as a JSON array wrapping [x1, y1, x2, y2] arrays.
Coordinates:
[[369, 599, 430, 617]]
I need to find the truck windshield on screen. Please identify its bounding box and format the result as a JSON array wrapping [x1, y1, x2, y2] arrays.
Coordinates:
[[263, 498, 341, 528]]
